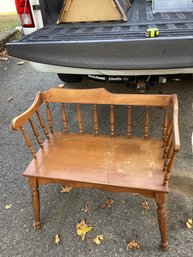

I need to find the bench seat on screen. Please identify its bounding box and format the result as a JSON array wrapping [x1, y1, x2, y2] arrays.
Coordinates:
[[23, 133, 167, 192]]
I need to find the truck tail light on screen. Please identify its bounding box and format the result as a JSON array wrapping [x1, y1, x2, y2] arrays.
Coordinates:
[[15, 0, 35, 27]]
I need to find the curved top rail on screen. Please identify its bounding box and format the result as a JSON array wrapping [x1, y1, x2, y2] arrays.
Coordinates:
[[41, 87, 173, 107]]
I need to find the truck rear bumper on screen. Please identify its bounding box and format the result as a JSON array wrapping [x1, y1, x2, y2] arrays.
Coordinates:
[[30, 61, 193, 76], [7, 36, 193, 70]]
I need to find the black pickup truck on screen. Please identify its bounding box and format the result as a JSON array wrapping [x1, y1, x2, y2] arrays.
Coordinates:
[[7, 0, 193, 82]]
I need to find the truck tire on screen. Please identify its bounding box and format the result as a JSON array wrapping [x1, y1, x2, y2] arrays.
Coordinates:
[[57, 74, 84, 83]]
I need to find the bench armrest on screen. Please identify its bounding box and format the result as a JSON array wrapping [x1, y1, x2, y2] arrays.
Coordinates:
[[12, 92, 42, 130]]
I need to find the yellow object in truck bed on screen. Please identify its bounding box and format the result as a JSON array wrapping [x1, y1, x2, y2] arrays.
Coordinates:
[[146, 28, 160, 38]]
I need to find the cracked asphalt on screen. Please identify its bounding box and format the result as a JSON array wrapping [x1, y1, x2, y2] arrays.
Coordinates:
[[0, 56, 193, 257]]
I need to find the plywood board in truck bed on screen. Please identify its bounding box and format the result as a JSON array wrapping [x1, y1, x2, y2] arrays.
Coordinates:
[[57, 0, 131, 23]]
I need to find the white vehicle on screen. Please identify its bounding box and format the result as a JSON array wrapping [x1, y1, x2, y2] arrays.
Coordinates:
[[7, 0, 193, 83]]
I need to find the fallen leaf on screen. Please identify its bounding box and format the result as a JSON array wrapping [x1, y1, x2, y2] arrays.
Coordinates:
[[101, 198, 114, 209], [82, 203, 89, 213], [5, 204, 12, 209], [0, 50, 9, 61], [60, 186, 72, 193], [93, 234, 104, 245], [7, 96, 13, 102], [126, 240, 140, 251], [131, 193, 139, 196], [186, 219, 192, 229], [55, 233, 61, 245], [17, 60, 25, 65], [76, 219, 92, 240], [186, 221, 192, 229], [141, 201, 150, 211], [0, 57, 8, 61]]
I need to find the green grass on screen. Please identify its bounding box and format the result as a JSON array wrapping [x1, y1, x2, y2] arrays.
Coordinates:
[[0, 14, 20, 32]]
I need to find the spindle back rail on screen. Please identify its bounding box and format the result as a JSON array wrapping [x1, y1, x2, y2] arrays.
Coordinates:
[[12, 87, 180, 251]]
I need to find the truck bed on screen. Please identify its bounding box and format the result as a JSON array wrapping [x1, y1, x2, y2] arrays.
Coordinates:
[[7, 0, 193, 70]]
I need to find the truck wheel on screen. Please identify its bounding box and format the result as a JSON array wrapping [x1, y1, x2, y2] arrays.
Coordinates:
[[57, 74, 84, 83]]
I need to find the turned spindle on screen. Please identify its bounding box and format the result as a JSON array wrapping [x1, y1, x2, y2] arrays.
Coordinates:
[[20, 126, 36, 159], [144, 107, 149, 139], [127, 105, 132, 139], [162, 108, 168, 147], [93, 104, 99, 136], [110, 105, 115, 137], [77, 104, 83, 134], [163, 150, 176, 186], [29, 118, 43, 148], [162, 140, 173, 173], [36, 111, 50, 139], [164, 119, 172, 144], [163, 123, 172, 159], [61, 103, 68, 133], [46, 102, 54, 133]]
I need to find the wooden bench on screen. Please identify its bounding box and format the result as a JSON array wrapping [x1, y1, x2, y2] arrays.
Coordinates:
[[12, 87, 180, 250]]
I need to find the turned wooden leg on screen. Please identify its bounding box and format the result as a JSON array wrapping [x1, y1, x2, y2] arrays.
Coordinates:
[[155, 193, 168, 251], [29, 179, 41, 230]]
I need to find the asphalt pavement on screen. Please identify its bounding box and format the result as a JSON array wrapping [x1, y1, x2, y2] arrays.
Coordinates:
[[0, 56, 193, 257]]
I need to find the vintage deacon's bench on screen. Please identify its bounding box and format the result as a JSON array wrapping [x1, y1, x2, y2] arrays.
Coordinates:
[[12, 87, 180, 250]]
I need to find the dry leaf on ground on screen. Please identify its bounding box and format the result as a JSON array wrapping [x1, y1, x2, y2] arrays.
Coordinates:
[[186, 219, 192, 229], [82, 203, 89, 213], [55, 233, 61, 245], [7, 96, 13, 102], [93, 234, 104, 245], [5, 204, 12, 209], [101, 198, 114, 208], [141, 201, 150, 211], [76, 219, 92, 240], [126, 240, 140, 251], [0, 50, 9, 61], [17, 60, 25, 65], [60, 186, 72, 193], [0, 57, 8, 61]]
